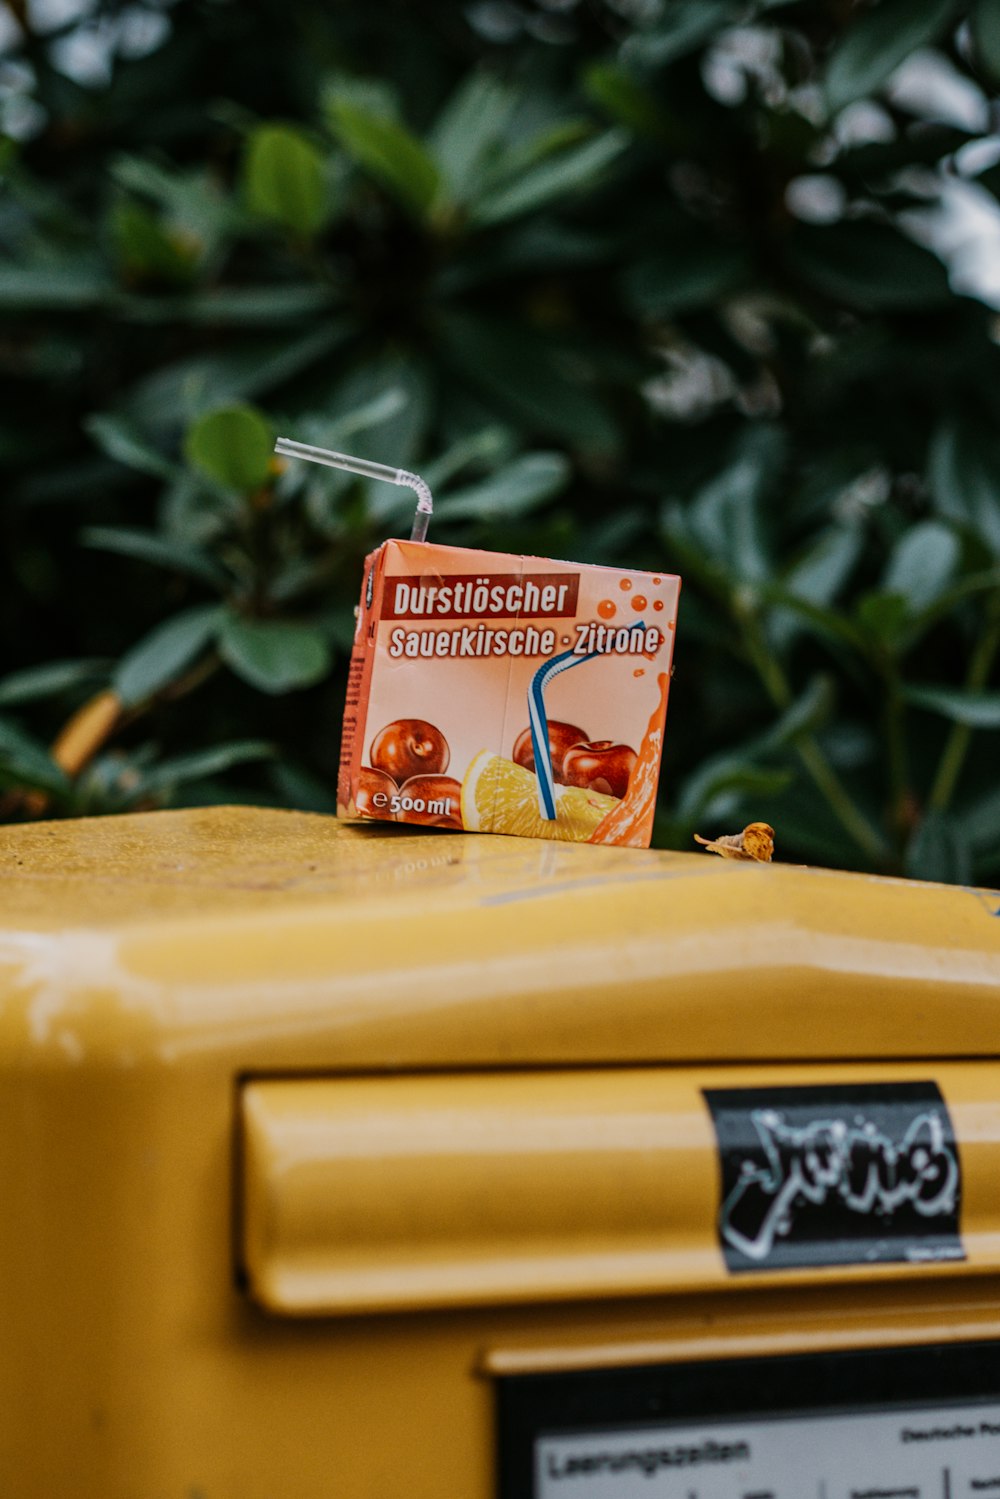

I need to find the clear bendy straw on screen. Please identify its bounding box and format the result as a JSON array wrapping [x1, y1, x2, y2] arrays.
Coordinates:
[[274, 437, 434, 543]]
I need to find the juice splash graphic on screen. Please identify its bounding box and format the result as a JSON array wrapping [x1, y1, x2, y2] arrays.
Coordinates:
[[339, 540, 680, 848], [589, 672, 670, 848]]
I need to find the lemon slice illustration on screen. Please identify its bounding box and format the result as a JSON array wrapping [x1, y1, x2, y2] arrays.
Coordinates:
[[461, 751, 617, 842]]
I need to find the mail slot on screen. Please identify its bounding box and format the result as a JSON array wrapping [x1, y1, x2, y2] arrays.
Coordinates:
[[1, 804, 1000, 1498], [240, 1065, 1000, 1317]]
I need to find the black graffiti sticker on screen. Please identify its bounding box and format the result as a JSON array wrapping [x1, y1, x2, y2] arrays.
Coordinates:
[[703, 1082, 964, 1273]]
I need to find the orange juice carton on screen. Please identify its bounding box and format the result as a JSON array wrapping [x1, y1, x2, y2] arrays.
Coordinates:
[[338, 539, 681, 847]]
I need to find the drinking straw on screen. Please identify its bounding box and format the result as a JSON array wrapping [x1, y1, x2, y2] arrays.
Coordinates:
[[274, 437, 434, 543], [528, 620, 647, 820]]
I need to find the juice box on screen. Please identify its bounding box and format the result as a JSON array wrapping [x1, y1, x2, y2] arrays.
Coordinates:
[[338, 540, 681, 847]]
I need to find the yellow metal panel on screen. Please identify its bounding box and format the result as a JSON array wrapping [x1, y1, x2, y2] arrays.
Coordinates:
[[0, 808, 996, 1497], [0, 806, 998, 1070], [241, 1063, 1000, 1316], [241, 1069, 713, 1314]]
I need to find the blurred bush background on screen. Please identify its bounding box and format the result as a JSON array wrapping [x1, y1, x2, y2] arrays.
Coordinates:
[[2, 0, 1000, 882]]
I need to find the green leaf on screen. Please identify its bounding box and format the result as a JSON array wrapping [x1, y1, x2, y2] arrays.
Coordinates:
[[905, 810, 971, 885], [439, 311, 620, 454], [112, 201, 199, 285], [81, 527, 228, 589], [320, 386, 410, 447], [855, 590, 909, 646], [270, 761, 339, 814], [573, 506, 646, 566], [0, 659, 107, 707], [308, 358, 431, 525], [971, 0, 1000, 84], [142, 739, 274, 793], [472, 129, 629, 225], [894, 566, 1000, 646], [838, 123, 975, 184], [583, 62, 673, 139], [882, 520, 959, 614], [759, 586, 867, 651], [764, 674, 836, 748], [679, 759, 794, 821], [114, 605, 222, 708], [927, 420, 1000, 557], [0, 717, 69, 795], [621, 0, 736, 69], [956, 785, 1000, 854], [184, 405, 275, 492], [123, 324, 351, 431], [110, 155, 234, 260], [319, 74, 399, 125], [0, 262, 111, 310], [438, 221, 614, 296], [784, 527, 863, 604], [158, 471, 239, 547], [315, 605, 358, 653], [84, 413, 176, 479], [788, 223, 952, 311], [660, 507, 730, 596], [218, 615, 331, 694], [678, 676, 830, 821], [680, 424, 784, 584], [824, 0, 957, 114], [905, 685, 1000, 727], [120, 285, 338, 327], [243, 124, 332, 238], [770, 526, 863, 649], [326, 91, 440, 218], [624, 242, 748, 318], [420, 425, 511, 491], [481, 117, 592, 186], [429, 71, 516, 202], [435, 453, 570, 521]]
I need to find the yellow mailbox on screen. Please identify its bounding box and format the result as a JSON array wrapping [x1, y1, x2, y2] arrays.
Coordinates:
[[2, 804, 1000, 1497]]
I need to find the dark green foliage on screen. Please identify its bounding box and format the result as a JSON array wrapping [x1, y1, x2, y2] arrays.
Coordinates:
[[2, 0, 1000, 881]]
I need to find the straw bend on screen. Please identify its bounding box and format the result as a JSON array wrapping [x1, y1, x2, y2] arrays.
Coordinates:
[[274, 437, 433, 543]]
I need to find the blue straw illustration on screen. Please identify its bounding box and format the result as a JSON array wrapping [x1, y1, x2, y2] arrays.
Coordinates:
[[528, 620, 647, 819]]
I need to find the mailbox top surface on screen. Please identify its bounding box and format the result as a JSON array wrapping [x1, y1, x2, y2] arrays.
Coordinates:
[[0, 805, 480, 928], [0, 806, 997, 1068], [0, 804, 735, 929]]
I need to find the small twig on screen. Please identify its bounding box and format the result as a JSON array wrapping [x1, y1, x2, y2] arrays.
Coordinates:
[[883, 663, 912, 855], [739, 606, 887, 863], [165, 650, 222, 700], [11, 652, 224, 820], [52, 689, 122, 777], [8, 688, 123, 819]]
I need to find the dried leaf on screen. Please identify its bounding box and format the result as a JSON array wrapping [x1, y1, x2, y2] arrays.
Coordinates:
[[694, 821, 775, 862]]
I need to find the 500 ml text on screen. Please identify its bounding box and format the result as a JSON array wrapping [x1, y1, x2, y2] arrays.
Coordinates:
[[371, 791, 452, 816]]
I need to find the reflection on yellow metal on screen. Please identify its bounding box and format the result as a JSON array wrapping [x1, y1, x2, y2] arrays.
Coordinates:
[[241, 1063, 1000, 1318], [0, 806, 998, 1498]]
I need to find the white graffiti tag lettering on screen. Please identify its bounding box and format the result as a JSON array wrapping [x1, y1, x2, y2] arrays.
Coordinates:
[[719, 1109, 959, 1262]]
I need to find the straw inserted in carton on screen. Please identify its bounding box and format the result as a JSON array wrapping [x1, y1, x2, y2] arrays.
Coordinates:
[[274, 438, 434, 543]]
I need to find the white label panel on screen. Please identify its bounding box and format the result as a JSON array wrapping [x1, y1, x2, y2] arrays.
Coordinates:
[[536, 1399, 1000, 1498]]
